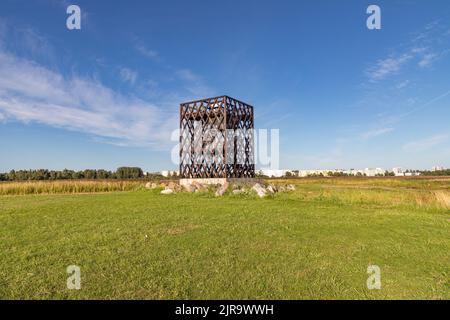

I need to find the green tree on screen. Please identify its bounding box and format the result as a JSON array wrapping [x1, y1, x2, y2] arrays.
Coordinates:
[[115, 167, 144, 179], [83, 169, 97, 180]]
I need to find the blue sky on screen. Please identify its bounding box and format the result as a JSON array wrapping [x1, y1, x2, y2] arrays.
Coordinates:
[[0, 0, 449, 172]]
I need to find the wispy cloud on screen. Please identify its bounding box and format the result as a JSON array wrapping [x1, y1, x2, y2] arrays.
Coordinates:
[[133, 37, 160, 61], [176, 69, 215, 97], [395, 88, 450, 121], [403, 134, 449, 152], [366, 21, 449, 82], [367, 46, 441, 82], [367, 53, 413, 81], [396, 80, 410, 89], [0, 50, 177, 148], [0, 20, 56, 63], [361, 127, 394, 140], [418, 52, 439, 67], [130, 35, 213, 99], [119, 67, 138, 85], [0, 20, 219, 148]]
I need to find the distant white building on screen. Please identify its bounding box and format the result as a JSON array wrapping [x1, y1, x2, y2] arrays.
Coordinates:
[[363, 168, 385, 177], [258, 169, 292, 177], [298, 169, 343, 177], [344, 169, 364, 176], [392, 167, 405, 177], [432, 166, 444, 171], [161, 170, 179, 177], [255, 167, 415, 178], [298, 170, 326, 177]]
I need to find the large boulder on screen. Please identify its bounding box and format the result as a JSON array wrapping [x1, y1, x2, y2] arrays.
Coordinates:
[[266, 184, 277, 194], [215, 182, 229, 197], [145, 182, 158, 189], [252, 183, 267, 198], [168, 181, 176, 188], [182, 183, 196, 193], [192, 181, 207, 192], [167, 181, 182, 192]]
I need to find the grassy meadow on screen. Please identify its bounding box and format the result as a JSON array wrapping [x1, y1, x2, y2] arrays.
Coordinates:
[[0, 177, 448, 299]]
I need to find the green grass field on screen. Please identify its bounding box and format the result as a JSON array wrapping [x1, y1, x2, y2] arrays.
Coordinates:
[[0, 178, 448, 299]]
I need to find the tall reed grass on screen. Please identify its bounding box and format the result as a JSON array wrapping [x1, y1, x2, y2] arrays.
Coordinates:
[[0, 180, 144, 195], [274, 179, 450, 210]]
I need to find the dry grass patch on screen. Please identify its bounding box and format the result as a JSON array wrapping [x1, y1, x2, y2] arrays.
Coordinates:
[[0, 180, 144, 195], [434, 191, 450, 209]]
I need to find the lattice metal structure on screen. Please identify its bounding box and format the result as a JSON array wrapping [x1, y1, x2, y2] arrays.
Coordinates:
[[180, 96, 254, 179]]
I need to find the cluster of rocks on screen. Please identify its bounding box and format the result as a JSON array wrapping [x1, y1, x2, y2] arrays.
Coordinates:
[[250, 183, 295, 198], [145, 181, 296, 198]]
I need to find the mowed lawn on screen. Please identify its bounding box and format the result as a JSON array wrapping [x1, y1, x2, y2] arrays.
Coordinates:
[[0, 179, 448, 299]]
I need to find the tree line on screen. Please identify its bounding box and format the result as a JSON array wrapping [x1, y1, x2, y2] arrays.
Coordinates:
[[0, 167, 164, 181], [420, 169, 450, 176]]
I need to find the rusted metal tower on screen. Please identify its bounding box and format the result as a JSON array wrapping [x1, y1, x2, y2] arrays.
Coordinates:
[[179, 95, 254, 183]]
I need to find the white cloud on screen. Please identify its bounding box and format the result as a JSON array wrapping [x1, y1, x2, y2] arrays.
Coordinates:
[[403, 134, 449, 152], [418, 53, 438, 67], [406, 97, 417, 105], [119, 67, 138, 85], [0, 20, 216, 152], [0, 51, 177, 148], [368, 54, 413, 81], [135, 42, 159, 61], [21, 27, 54, 57], [131, 36, 213, 99], [361, 127, 394, 140], [396, 80, 410, 89], [367, 46, 443, 82], [176, 69, 215, 97], [367, 21, 450, 82]]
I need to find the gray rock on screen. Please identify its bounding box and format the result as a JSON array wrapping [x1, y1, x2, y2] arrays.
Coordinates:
[[266, 184, 277, 194], [215, 182, 229, 197], [192, 181, 206, 191], [252, 183, 267, 198], [168, 182, 182, 192], [145, 182, 158, 189], [286, 184, 296, 191], [168, 181, 176, 189], [161, 188, 174, 195], [182, 184, 196, 193], [233, 189, 244, 195]]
